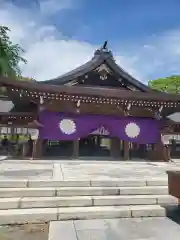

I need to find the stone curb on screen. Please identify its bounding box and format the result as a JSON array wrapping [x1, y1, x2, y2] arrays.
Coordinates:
[[57, 205, 166, 220], [0, 178, 168, 188], [0, 205, 166, 225], [0, 186, 168, 198], [0, 195, 176, 210]]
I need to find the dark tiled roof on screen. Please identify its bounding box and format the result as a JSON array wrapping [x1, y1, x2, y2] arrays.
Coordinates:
[[40, 48, 152, 92]]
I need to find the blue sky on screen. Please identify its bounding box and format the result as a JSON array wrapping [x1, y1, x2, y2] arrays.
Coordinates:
[[1, 0, 180, 83], [53, 0, 180, 43]]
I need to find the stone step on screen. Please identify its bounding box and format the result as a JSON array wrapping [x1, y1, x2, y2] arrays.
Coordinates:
[[0, 178, 168, 188], [0, 195, 176, 210], [57, 186, 168, 196], [0, 186, 168, 198], [0, 205, 166, 225]]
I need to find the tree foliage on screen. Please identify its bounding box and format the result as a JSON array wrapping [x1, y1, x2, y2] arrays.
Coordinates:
[[0, 26, 27, 78], [148, 75, 180, 94], [17, 76, 35, 81]]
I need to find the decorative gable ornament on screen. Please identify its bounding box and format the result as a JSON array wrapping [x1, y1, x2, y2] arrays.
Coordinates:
[[94, 64, 112, 80]]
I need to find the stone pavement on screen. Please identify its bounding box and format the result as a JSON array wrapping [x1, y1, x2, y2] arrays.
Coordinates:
[[49, 217, 180, 240], [0, 159, 180, 181]]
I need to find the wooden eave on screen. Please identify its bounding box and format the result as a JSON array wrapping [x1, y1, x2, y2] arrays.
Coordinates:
[[1, 76, 180, 103]]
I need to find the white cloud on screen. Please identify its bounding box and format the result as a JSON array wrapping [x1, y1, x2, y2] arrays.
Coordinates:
[[1, 1, 180, 82], [119, 28, 180, 81], [40, 0, 74, 16], [0, 1, 96, 81]]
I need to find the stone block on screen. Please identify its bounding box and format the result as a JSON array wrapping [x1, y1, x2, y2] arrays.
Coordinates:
[[0, 198, 20, 209], [146, 179, 168, 186], [131, 205, 166, 217], [58, 206, 131, 220], [0, 208, 58, 225], [157, 195, 178, 205], [93, 195, 157, 206], [28, 180, 91, 188], [91, 179, 146, 187], [57, 187, 119, 197], [120, 186, 168, 195], [28, 180, 63, 188], [0, 188, 56, 198], [20, 196, 92, 208], [60, 180, 91, 187], [0, 180, 28, 188]]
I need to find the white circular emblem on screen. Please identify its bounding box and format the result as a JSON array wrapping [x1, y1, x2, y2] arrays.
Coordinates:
[[125, 122, 140, 138], [59, 119, 76, 135]]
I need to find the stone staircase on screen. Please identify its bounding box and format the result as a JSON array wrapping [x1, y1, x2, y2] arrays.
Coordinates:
[[0, 178, 177, 225]]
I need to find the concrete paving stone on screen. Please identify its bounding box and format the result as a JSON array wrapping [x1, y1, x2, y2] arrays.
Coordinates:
[[0, 197, 20, 209], [146, 178, 168, 186], [48, 221, 77, 240], [90, 179, 146, 187], [75, 229, 106, 240], [74, 218, 107, 231], [57, 187, 119, 196], [20, 196, 93, 208], [58, 206, 131, 220], [0, 187, 56, 198], [119, 186, 168, 195], [0, 208, 58, 225], [130, 205, 166, 217], [73, 218, 180, 240], [0, 179, 28, 188], [52, 163, 63, 180], [92, 195, 157, 206]]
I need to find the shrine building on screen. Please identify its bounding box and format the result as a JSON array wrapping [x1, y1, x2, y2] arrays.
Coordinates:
[[0, 44, 180, 161]]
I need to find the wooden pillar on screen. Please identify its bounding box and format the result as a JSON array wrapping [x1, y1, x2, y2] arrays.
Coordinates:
[[110, 137, 120, 158], [73, 139, 79, 158], [123, 140, 129, 160], [97, 136, 101, 147], [147, 139, 168, 161], [110, 138, 114, 158], [32, 138, 42, 159]]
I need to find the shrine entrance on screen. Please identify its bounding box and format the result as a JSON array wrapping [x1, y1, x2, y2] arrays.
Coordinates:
[[40, 124, 152, 160], [79, 126, 111, 157], [35, 111, 161, 160], [79, 135, 111, 157], [41, 138, 149, 160]]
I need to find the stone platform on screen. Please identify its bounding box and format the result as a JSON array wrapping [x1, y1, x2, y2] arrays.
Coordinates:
[[49, 217, 180, 240], [0, 159, 179, 224], [0, 159, 179, 181]]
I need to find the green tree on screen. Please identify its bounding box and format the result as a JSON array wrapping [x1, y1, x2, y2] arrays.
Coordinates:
[[17, 76, 35, 81], [0, 26, 27, 78], [148, 75, 180, 94]]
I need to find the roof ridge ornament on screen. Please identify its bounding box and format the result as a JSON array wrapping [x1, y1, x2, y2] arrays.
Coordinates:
[[93, 41, 113, 58], [102, 40, 108, 50]]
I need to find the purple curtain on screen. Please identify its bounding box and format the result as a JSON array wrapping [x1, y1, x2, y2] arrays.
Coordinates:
[[38, 110, 161, 144]]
